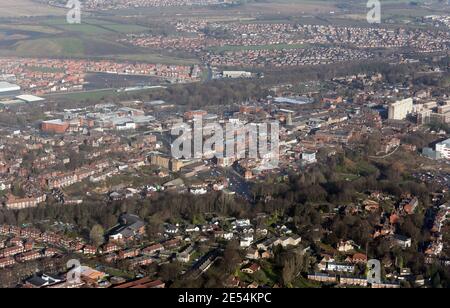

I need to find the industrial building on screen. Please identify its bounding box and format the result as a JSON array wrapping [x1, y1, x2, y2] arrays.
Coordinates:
[[41, 119, 70, 134], [0, 82, 21, 98]]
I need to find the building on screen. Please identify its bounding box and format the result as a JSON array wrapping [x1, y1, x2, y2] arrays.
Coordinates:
[[0, 82, 21, 98], [337, 240, 356, 252], [41, 119, 70, 134], [307, 273, 337, 283], [240, 235, 254, 248], [24, 274, 63, 288], [80, 266, 107, 284], [326, 262, 355, 273], [241, 263, 261, 274], [273, 235, 302, 248], [16, 95, 45, 103], [177, 245, 195, 263], [339, 276, 368, 287], [142, 243, 164, 255], [371, 282, 400, 288], [388, 98, 413, 120], [16, 250, 41, 262], [0, 257, 15, 268], [0, 245, 24, 258], [108, 214, 146, 242], [302, 151, 317, 164], [393, 234, 412, 249], [222, 71, 252, 79], [184, 110, 208, 120], [3, 194, 47, 210], [435, 138, 450, 159], [113, 277, 165, 288]]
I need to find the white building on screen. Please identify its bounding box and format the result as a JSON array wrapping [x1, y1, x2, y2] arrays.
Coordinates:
[[302, 151, 317, 163], [116, 122, 136, 131], [435, 138, 450, 159], [240, 235, 254, 247], [222, 71, 252, 79], [388, 98, 413, 120], [326, 263, 355, 273]]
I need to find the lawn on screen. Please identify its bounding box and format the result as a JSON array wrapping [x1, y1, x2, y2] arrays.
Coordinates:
[[48, 89, 119, 102], [13, 37, 85, 57]]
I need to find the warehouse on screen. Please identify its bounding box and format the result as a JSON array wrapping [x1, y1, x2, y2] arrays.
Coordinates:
[[0, 82, 21, 98]]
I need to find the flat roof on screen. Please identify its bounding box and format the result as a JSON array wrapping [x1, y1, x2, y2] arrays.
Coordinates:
[[0, 82, 20, 92], [16, 95, 45, 103], [274, 97, 312, 105], [0, 99, 23, 106], [42, 119, 65, 124]]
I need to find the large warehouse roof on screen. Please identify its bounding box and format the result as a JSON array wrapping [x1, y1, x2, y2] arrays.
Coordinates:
[[0, 81, 21, 93]]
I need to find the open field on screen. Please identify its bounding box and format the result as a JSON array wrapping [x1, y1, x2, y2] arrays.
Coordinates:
[[0, 0, 64, 17], [45, 89, 119, 102], [0, 35, 198, 64], [0, 14, 197, 64], [0, 0, 443, 65], [44, 18, 151, 35]]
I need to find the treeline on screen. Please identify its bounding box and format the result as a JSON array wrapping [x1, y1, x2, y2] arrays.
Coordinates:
[[55, 80, 270, 111]]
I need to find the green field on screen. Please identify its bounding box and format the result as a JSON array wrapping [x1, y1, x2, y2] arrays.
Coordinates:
[[0, 15, 198, 65], [48, 89, 119, 101], [8, 37, 85, 57], [46, 18, 150, 35]]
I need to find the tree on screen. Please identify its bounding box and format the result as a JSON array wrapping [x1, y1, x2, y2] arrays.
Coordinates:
[[89, 224, 105, 247], [281, 258, 296, 287], [159, 262, 182, 282], [222, 241, 241, 274]]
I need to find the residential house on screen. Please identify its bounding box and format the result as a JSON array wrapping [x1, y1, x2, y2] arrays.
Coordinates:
[[240, 235, 254, 248], [101, 242, 119, 254], [142, 243, 164, 255], [371, 282, 400, 288], [392, 234, 412, 249], [273, 235, 301, 248], [128, 256, 154, 268], [307, 273, 337, 283], [0, 257, 15, 268], [326, 262, 355, 273], [177, 245, 195, 263], [337, 240, 357, 252], [339, 276, 368, 287], [83, 245, 97, 255], [16, 250, 41, 262], [118, 248, 140, 260], [241, 263, 261, 274]]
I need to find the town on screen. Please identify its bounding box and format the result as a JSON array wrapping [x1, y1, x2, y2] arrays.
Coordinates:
[[0, 0, 449, 290]]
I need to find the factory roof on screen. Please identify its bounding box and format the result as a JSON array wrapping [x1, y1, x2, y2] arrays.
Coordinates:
[[0, 82, 21, 93]]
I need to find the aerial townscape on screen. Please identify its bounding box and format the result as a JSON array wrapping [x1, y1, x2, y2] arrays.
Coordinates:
[[0, 0, 449, 292]]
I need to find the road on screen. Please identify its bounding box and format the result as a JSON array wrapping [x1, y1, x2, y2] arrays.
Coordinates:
[[209, 165, 253, 201]]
